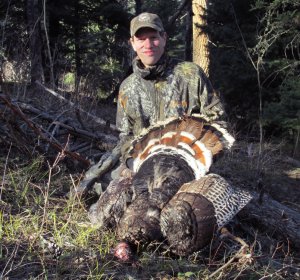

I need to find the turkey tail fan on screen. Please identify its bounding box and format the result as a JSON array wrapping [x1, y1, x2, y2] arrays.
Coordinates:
[[160, 174, 252, 256], [174, 174, 253, 229], [127, 115, 235, 179]]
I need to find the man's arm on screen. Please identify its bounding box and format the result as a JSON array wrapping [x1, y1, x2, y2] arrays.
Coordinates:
[[75, 90, 131, 194], [193, 65, 226, 121], [116, 89, 135, 162]]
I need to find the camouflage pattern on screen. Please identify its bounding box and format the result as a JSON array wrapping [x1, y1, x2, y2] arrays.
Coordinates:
[[116, 54, 225, 159]]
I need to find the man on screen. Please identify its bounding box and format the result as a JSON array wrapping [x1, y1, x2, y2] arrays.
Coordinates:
[[116, 12, 225, 162], [79, 12, 225, 192], [87, 13, 234, 259]]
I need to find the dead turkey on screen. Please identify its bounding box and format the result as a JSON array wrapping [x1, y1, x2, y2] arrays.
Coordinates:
[[89, 115, 252, 256]]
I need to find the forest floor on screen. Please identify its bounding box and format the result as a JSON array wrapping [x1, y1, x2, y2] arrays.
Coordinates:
[[1, 87, 300, 279]]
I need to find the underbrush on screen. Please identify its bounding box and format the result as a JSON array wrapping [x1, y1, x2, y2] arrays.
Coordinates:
[[1, 144, 300, 279]]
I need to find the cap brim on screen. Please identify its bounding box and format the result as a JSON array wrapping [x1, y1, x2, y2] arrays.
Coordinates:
[[132, 24, 163, 36]]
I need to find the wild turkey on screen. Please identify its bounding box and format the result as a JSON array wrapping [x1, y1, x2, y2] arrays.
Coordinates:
[[89, 115, 251, 257]]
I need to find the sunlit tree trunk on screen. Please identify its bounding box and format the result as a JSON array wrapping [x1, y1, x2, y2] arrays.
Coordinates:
[[192, 0, 209, 76]]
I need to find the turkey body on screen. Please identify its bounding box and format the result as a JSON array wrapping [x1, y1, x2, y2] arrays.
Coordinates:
[[117, 153, 196, 245], [89, 116, 252, 256]]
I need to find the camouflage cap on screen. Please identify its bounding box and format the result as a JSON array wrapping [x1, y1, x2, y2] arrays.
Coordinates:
[[130, 12, 164, 37]]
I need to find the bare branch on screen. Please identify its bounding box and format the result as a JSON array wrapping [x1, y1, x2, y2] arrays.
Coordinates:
[[0, 93, 90, 167], [35, 81, 118, 132]]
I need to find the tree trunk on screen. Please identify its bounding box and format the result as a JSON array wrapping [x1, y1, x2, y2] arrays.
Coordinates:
[[27, 0, 44, 85], [192, 0, 209, 76], [135, 0, 142, 15], [74, 0, 81, 94], [238, 192, 300, 249]]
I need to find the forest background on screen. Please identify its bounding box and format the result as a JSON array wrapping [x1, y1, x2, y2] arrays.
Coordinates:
[[0, 0, 300, 279], [1, 0, 299, 151]]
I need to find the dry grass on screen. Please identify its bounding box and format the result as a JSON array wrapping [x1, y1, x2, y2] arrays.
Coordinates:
[[1, 141, 300, 279]]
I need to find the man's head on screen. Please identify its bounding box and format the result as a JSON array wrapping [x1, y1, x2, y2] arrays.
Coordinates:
[[130, 13, 167, 67]]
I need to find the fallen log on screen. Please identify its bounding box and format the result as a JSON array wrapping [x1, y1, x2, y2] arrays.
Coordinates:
[[238, 191, 300, 249]]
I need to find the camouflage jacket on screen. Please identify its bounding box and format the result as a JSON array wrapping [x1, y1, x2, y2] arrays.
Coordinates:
[[116, 54, 225, 159]]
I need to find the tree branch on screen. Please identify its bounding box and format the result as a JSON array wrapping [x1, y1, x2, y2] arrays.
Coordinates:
[[166, 0, 190, 30], [0, 94, 90, 167], [35, 81, 118, 132]]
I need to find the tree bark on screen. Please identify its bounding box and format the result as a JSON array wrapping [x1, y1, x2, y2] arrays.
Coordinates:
[[238, 192, 300, 249], [27, 0, 44, 85], [192, 0, 209, 76], [48, 2, 60, 82], [74, 0, 81, 94], [185, 0, 193, 61]]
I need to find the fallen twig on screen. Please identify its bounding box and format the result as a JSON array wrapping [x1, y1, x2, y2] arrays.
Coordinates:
[[52, 121, 117, 144], [0, 94, 90, 167], [36, 81, 117, 131]]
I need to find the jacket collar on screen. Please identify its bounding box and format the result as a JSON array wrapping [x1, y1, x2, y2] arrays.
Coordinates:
[[132, 54, 169, 80]]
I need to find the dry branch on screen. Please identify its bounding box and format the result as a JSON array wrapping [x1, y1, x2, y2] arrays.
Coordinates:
[[238, 192, 300, 249], [1, 93, 118, 151], [52, 121, 117, 150], [167, 0, 190, 29], [0, 94, 90, 167], [35, 81, 117, 131]]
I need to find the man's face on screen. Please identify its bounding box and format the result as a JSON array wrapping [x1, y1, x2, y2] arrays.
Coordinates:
[[130, 28, 167, 67]]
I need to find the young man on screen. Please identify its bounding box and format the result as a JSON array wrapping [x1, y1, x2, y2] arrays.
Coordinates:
[[79, 12, 225, 192], [116, 12, 225, 161], [87, 14, 237, 257]]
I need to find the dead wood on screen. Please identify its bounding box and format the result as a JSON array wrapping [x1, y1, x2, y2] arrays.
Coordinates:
[[0, 94, 90, 167], [167, 0, 190, 30], [35, 81, 117, 132], [238, 191, 300, 249], [52, 121, 117, 148]]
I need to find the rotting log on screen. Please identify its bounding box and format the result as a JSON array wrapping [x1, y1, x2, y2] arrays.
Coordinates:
[[238, 192, 300, 249]]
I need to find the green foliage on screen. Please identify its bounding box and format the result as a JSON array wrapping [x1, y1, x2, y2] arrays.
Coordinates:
[[205, 0, 300, 146], [264, 77, 300, 135], [63, 72, 75, 87], [250, 0, 300, 144]]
